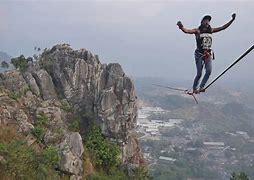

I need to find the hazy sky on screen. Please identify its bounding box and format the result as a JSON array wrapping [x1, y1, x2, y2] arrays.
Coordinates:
[[0, 0, 253, 83]]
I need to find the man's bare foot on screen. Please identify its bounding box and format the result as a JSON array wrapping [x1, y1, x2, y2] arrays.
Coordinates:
[[193, 89, 199, 94]]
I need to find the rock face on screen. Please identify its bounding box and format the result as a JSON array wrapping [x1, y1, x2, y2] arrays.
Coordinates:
[[59, 132, 84, 177], [0, 44, 143, 178]]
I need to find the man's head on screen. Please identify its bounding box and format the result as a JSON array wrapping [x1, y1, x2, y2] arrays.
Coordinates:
[[201, 15, 212, 27]]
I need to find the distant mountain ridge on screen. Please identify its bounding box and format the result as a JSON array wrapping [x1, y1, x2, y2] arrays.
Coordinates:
[[0, 51, 13, 72], [0, 51, 12, 62]]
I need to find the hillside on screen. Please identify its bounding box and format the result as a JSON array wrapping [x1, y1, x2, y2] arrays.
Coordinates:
[[0, 44, 147, 179]]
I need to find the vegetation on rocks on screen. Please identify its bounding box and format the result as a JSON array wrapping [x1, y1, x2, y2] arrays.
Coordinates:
[[60, 100, 73, 113], [7, 90, 22, 100], [0, 125, 61, 180], [7, 85, 30, 100], [11, 55, 30, 73], [31, 112, 49, 143], [0, 44, 144, 179], [85, 125, 120, 172]]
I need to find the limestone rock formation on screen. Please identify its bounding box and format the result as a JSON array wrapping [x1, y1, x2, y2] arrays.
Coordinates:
[[0, 44, 144, 178], [59, 132, 84, 177]]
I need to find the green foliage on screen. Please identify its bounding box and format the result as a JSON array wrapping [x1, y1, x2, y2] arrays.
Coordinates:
[[68, 116, 81, 132], [85, 125, 120, 172], [0, 125, 61, 180], [31, 112, 49, 143], [36, 112, 49, 127], [36, 145, 61, 180], [7, 85, 31, 100], [230, 172, 250, 180], [39, 55, 54, 72], [41, 145, 59, 169], [31, 126, 45, 142], [21, 85, 31, 95], [0, 140, 61, 180], [61, 100, 73, 112], [8, 90, 21, 100], [0, 140, 37, 179], [11, 55, 29, 73]]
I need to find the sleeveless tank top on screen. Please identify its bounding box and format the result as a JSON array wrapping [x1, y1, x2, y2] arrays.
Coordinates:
[[195, 25, 212, 52]]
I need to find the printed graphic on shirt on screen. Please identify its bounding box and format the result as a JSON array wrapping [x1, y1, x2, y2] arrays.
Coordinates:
[[200, 33, 212, 50]]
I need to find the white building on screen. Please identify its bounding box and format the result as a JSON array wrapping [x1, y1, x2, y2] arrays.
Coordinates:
[[203, 142, 225, 149], [203, 142, 225, 146], [236, 131, 249, 139], [145, 128, 159, 133], [137, 106, 184, 137], [158, 156, 176, 164], [140, 106, 169, 114]]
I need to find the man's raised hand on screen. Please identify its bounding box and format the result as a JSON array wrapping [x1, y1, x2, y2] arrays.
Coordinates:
[[177, 21, 183, 29], [232, 13, 236, 20]]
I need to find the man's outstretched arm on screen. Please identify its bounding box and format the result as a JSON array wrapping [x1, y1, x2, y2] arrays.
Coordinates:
[[212, 13, 236, 33], [177, 21, 198, 34]]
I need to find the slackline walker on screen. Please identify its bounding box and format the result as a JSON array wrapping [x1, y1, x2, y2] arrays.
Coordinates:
[[153, 44, 254, 104]]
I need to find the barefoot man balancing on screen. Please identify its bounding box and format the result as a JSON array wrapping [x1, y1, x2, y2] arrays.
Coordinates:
[[177, 13, 236, 94]]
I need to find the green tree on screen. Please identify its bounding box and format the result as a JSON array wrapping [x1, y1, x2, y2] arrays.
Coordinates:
[[230, 172, 250, 180], [11, 55, 29, 73], [85, 125, 120, 172]]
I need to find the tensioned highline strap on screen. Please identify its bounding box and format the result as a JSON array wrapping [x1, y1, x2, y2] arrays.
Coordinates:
[[204, 44, 254, 91]]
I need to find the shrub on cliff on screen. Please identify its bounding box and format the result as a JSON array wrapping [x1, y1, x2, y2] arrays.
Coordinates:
[[0, 140, 60, 179], [31, 112, 49, 143], [85, 125, 120, 172], [11, 55, 30, 73]]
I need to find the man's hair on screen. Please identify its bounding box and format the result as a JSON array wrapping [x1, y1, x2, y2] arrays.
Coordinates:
[[201, 15, 212, 23]]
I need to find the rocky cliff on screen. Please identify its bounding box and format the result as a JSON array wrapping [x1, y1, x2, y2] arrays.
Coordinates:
[[0, 44, 144, 179]]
